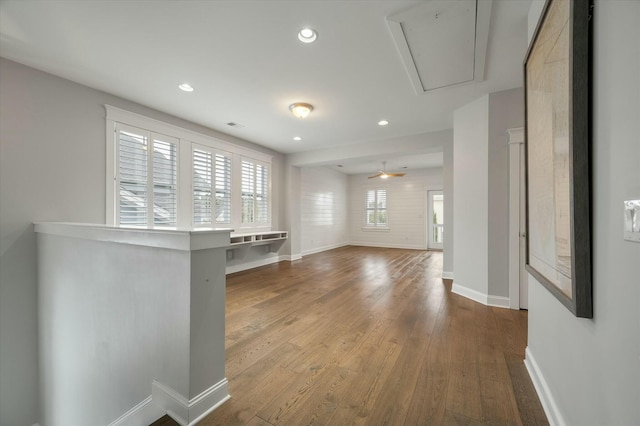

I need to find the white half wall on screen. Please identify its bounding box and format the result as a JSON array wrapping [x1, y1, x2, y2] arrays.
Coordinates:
[[301, 167, 349, 255], [348, 168, 443, 250], [526, 1, 640, 425]]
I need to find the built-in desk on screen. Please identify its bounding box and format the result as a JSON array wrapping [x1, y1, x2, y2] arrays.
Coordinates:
[[35, 223, 232, 426]]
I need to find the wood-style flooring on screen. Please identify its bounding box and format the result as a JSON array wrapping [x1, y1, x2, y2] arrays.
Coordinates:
[[152, 246, 547, 426]]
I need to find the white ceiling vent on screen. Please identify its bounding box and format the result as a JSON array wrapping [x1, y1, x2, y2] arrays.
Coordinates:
[[387, 0, 492, 94]]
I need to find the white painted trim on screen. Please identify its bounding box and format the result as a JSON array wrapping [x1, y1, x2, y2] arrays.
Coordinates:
[[442, 271, 454, 280], [108, 396, 165, 426], [152, 379, 230, 426], [524, 347, 566, 426], [451, 282, 510, 309], [507, 127, 525, 144], [348, 242, 428, 250], [34, 222, 231, 251], [280, 254, 303, 262], [226, 256, 283, 275], [302, 242, 349, 256]]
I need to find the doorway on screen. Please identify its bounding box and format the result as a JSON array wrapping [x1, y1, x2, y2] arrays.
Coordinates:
[[427, 190, 444, 250]]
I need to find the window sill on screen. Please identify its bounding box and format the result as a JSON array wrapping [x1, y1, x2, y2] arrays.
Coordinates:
[[361, 227, 390, 232]]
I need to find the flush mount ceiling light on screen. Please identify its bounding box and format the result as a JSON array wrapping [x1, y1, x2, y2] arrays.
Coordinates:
[[178, 83, 194, 92], [293, 136, 302, 141], [378, 120, 389, 126], [289, 102, 313, 119], [298, 28, 318, 43]]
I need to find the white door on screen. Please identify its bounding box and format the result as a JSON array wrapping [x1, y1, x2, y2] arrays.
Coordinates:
[[427, 190, 444, 250], [518, 144, 528, 309], [508, 128, 528, 310]]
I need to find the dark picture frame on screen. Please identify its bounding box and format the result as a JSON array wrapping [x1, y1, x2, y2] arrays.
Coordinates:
[[524, 0, 593, 318]]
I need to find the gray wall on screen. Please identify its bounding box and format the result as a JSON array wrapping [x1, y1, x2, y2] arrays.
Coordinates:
[[0, 58, 283, 426], [526, 1, 640, 424], [442, 139, 454, 277], [488, 88, 524, 298], [453, 95, 490, 294]]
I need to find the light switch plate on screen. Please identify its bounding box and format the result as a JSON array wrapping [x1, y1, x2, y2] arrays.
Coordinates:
[[624, 200, 640, 243]]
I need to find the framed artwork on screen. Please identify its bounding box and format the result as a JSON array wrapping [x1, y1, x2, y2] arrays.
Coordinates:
[[524, 0, 593, 318]]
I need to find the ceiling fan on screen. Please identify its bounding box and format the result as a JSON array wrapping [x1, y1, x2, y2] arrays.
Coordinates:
[[368, 161, 406, 179]]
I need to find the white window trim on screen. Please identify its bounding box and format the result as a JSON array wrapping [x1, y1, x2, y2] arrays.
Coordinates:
[[105, 105, 273, 230]]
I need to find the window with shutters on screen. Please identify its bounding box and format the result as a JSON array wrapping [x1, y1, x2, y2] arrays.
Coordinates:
[[116, 124, 178, 227], [365, 189, 387, 227], [107, 106, 271, 230], [241, 159, 270, 226], [193, 146, 232, 225]]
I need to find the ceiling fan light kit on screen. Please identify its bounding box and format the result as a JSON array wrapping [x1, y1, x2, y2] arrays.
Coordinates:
[[368, 161, 406, 179]]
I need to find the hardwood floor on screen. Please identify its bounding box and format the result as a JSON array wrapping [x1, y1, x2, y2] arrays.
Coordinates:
[[152, 246, 547, 426]]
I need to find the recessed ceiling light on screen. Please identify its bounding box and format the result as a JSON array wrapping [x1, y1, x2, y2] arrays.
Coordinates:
[[298, 28, 318, 43], [293, 136, 302, 141], [378, 120, 389, 126], [178, 83, 194, 92]]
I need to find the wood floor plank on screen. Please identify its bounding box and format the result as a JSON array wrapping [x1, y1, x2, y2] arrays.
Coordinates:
[[153, 247, 548, 426]]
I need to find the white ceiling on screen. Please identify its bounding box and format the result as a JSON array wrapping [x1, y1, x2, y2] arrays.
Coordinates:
[[0, 0, 531, 174]]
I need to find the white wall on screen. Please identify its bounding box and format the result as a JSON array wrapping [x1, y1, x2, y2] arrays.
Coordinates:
[[526, 1, 640, 425], [0, 58, 283, 426], [453, 95, 490, 295], [300, 167, 348, 255], [348, 168, 443, 250], [442, 140, 454, 278]]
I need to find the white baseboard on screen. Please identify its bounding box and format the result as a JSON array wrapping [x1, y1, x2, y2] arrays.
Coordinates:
[[302, 242, 348, 256], [108, 396, 165, 426], [280, 254, 302, 262], [152, 379, 230, 426], [442, 271, 454, 280], [226, 256, 282, 275], [524, 347, 565, 426], [451, 282, 511, 309]]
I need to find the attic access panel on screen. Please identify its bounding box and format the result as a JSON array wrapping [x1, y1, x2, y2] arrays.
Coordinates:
[[387, 0, 492, 94]]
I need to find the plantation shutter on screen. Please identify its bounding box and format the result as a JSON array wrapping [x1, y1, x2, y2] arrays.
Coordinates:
[[193, 148, 213, 224], [116, 124, 178, 227], [365, 189, 387, 226], [152, 136, 178, 226], [255, 164, 269, 223], [118, 128, 148, 226], [241, 160, 255, 224], [193, 146, 232, 225]]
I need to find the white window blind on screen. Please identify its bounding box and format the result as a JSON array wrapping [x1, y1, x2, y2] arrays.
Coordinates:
[[193, 147, 232, 225], [241, 160, 255, 224], [116, 124, 178, 227], [365, 189, 387, 227], [256, 164, 269, 223], [152, 137, 177, 226], [118, 129, 148, 226], [241, 159, 269, 226]]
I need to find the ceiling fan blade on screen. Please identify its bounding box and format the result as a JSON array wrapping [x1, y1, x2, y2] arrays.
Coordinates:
[[386, 172, 406, 177], [368, 172, 383, 179]]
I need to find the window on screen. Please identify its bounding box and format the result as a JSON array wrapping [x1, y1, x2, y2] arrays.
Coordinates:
[[116, 124, 178, 227], [106, 105, 272, 230], [365, 189, 387, 227], [193, 146, 232, 225], [241, 159, 269, 226], [428, 190, 444, 249]]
